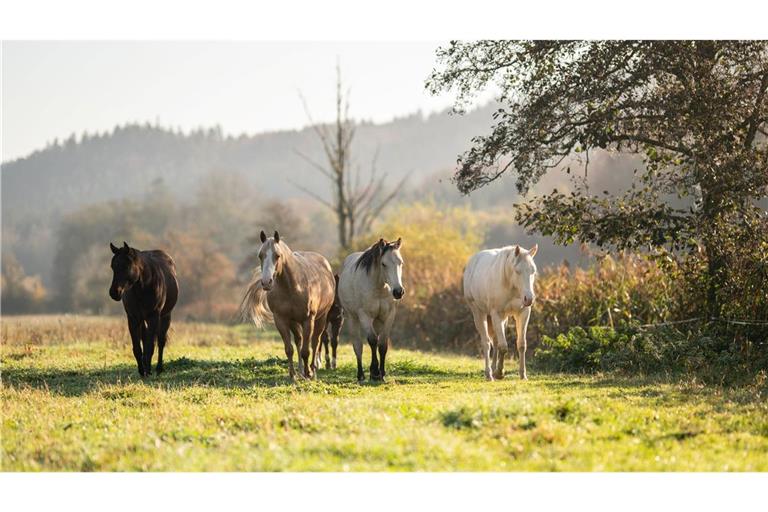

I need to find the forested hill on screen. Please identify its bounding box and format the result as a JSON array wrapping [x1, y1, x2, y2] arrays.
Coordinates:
[[1, 104, 496, 226]]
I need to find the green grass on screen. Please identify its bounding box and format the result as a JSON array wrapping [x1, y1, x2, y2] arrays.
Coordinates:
[[2, 316, 767, 471]]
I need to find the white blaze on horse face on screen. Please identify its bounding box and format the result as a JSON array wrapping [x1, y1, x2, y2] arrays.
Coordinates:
[[510, 248, 537, 308], [381, 248, 405, 299], [260, 241, 280, 290]]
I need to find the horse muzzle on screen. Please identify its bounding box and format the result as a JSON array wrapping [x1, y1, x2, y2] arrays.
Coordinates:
[[109, 287, 123, 302], [392, 286, 405, 300], [522, 295, 535, 307]]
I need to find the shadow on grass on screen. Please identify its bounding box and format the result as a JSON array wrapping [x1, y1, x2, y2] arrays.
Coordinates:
[[3, 353, 460, 396]]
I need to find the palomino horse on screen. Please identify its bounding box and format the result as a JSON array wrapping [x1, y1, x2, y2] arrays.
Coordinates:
[[463, 244, 538, 380], [240, 231, 336, 380], [338, 238, 405, 383], [108, 241, 179, 377]]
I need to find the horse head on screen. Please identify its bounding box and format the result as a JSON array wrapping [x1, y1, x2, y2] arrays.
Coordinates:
[[109, 241, 141, 301], [506, 244, 538, 307], [258, 230, 288, 291], [380, 237, 405, 300]]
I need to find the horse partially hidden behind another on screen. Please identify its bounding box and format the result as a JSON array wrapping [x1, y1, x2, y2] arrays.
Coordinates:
[[338, 238, 405, 383], [463, 244, 538, 381], [316, 274, 344, 370], [240, 231, 336, 380], [109, 241, 179, 377]]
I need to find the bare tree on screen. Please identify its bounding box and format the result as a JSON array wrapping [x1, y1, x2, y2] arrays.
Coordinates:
[[293, 63, 405, 251]]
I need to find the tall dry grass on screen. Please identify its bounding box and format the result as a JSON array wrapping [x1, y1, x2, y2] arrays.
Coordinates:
[[0, 314, 276, 348]]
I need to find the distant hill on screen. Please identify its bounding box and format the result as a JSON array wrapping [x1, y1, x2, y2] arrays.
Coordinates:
[[1, 105, 498, 226], [1, 104, 512, 283]]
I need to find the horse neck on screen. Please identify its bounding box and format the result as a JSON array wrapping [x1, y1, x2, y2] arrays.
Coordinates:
[[274, 250, 299, 289], [497, 248, 520, 294], [365, 263, 386, 291]]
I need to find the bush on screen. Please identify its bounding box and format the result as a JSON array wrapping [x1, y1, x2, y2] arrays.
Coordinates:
[[532, 251, 680, 336], [535, 325, 768, 385]]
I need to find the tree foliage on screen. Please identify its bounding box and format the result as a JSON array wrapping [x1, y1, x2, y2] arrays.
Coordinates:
[[428, 41, 768, 316]]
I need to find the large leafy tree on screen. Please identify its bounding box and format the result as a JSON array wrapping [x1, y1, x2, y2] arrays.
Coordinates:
[[427, 41, 768, 316]]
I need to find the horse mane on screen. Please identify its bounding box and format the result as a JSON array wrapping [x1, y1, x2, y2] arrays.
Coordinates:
[[354, 240, 393, 274]]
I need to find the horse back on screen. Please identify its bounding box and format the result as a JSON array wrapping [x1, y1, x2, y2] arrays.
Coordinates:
[[137, 250, 179, 315], [285, 251, 336, 314], [463, 249, 508, 306]]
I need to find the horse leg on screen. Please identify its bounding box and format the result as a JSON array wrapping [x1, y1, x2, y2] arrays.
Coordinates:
[[300, 315, 315, 380], [353, 313, 375, 383], [493, 316, 508, 377], [378, 308, 397, 381], [289, 322, 303, 380], [352, 332, 365, 383], [127, 315, 144, 377], [487, 314, 498, 374], [310, 314, 327, 380], [330, 315, 342, 370], [368, 317, 382, 381], [514, 308, 531, 380], [156, 314, 171, 374], [274, 316, 296, 381], [471, 310, 494, 381], [142, 314, 159, 377], [490, 312, 509, 380], [321, 329, 331, 369]]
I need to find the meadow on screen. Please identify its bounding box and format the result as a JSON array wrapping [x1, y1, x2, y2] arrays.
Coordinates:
[[2, 315, 767, 471]]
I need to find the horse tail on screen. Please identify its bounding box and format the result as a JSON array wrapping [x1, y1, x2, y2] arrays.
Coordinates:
[[239, 270, 273, 329]]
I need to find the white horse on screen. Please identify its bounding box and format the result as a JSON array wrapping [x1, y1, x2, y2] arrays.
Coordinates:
[[338, 238, 405, 383], [463, 244, 538, 380]]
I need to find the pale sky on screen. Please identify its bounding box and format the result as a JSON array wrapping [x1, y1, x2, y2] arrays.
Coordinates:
[[1, 41, 457, 162]]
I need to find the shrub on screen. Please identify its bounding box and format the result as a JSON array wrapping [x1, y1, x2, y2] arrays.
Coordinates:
[[532, 251, 680, 336], [535, 325, 768, 385]]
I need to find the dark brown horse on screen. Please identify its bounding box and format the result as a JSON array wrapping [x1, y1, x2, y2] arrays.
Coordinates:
[[316, 274, 344, 370], [109, 241, 179, 377]]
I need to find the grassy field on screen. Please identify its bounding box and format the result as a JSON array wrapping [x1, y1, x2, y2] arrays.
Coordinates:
[[2, 315, 767, 471]]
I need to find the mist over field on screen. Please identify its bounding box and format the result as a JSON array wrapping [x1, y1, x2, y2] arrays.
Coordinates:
[[1, 99, 640, 312]]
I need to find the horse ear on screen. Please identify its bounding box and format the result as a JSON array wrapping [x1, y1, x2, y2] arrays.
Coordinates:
[[514, 245, 520, 257], [110, 242, 119, 254], [274, 231, 280, 243], [123, 241, 129, 250], [529, 244, 538, 257], [392, 237, 402, 249], [260, 230, 267, 243], [378, 238, 385, 247]]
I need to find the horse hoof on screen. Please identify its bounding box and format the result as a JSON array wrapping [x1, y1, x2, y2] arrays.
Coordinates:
[[493, 373, 505, 380]]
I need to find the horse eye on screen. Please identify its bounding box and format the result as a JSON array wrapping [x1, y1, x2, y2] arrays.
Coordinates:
[[382, 262, 387, 267]]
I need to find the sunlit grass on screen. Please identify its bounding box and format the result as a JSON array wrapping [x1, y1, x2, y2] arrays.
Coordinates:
[[2, 315, 767, 471]]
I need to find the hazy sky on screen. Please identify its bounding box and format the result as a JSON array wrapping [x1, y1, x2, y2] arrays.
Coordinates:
[[1, 41, 459, 162]]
